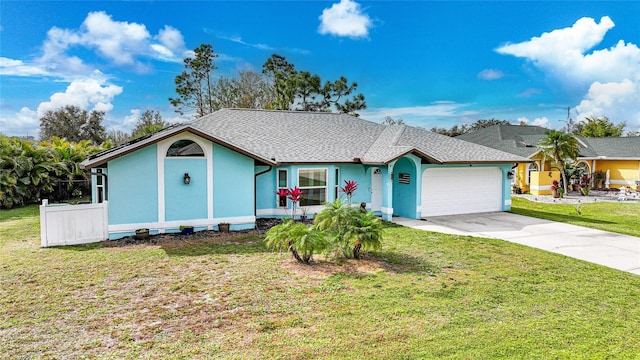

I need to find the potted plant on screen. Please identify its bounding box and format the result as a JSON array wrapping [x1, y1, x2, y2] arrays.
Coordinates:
[[135, 228, 150, 240], [551, 180, 560, 198], [218, 222, 230, 233], [179, 225, 194, 235], [579, 175, 591, 196]]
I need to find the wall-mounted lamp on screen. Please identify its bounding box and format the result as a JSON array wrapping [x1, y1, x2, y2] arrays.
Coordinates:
[[183, 173, 191, 185], [507, 171, 514, 179], [548, 171, 552, 177]]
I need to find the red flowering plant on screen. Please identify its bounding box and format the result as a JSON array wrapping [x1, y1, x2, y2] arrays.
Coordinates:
[[340, 180, 358, 204], [275, 187, 304, 219], [551, 180, 559, 190]]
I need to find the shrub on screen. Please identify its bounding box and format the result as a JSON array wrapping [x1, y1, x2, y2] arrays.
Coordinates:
[[264, 219, 327, 263], [314, 199, 383, 259]]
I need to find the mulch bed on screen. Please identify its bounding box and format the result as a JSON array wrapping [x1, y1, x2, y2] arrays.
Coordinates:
[[106, 218, 291, 247]]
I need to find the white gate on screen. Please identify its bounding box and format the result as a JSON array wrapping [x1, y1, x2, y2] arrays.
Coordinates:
[[40, 200, 109, 247]]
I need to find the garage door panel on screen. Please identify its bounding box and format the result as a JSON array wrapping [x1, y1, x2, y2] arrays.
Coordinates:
[[421, 167, 502, 217]]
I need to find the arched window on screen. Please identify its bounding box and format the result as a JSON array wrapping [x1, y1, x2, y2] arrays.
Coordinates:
[[527, 162, 538, 185], [166, 140, 204, 157], [576, 161, 590, 177]]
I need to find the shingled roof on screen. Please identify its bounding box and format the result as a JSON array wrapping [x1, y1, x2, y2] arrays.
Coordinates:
[[456, 124, 640, 160], [82, 109, 529, 168]]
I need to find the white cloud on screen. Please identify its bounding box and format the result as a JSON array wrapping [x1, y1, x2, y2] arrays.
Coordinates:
[[0, 107, 39, 136], [496, 16, 640, 130], [516, 116, 550, 128], [1, 11, 189, 80], [1, 74, 123, 137], [477, 69, 504, 80], [36, 72, 123, 117], [318, 0, 372, 39], [575, 79, 640, 130], [0, 57, 50, 76]]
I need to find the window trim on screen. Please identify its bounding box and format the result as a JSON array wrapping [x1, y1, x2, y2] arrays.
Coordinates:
[[297, 168, 328, 206], [277, 168, 288, 208], [334, 168, 340, 200], [165, 139, 205, 158], [527, 162, 539, 185]]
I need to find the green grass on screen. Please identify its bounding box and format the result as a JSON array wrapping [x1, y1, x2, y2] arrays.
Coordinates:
[[2, 205, 639, 359], [511, 197, 640, 238]]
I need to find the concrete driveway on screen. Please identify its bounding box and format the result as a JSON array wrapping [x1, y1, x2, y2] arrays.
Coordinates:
[[393, 212, 640, 275]]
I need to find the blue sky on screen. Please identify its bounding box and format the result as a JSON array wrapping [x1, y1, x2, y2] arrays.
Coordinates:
[[1, 0, 639, 137]]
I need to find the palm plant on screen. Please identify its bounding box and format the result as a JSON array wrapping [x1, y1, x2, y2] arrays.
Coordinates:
[[343, 210, 383, 259], [314, 198, 384, 259], [264, 219, 327, 264], [537, 130, 579, 194]]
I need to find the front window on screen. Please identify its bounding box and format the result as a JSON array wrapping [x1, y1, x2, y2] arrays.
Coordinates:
[[277, 169, 288, 207], [299, 169, 327, 206]]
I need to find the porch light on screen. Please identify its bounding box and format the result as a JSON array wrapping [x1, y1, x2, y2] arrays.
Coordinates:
[[507, 171, 514, 179], [183, 173, 191, 185]]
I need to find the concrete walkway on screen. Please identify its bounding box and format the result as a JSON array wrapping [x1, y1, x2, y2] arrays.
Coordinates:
[[393, 212, 640, 275]]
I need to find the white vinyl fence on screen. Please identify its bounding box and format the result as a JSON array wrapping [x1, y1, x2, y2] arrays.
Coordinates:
[[40, 200, 109, 247]]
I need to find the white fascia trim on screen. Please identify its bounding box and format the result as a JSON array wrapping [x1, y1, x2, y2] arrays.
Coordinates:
[[381, 207, 393, 215], [109, 216, 256, 233], [609, 179, 638, 185], [530, 185, 552, 191]]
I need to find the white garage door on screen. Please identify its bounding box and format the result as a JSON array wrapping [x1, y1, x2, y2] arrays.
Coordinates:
[[421, 167, 502, 217]]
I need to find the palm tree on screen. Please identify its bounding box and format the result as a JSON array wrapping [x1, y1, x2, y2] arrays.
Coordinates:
[[537, 130, 579, 194]]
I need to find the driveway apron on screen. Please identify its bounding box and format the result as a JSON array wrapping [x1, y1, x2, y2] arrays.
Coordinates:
[[393, 212, 640, 275]]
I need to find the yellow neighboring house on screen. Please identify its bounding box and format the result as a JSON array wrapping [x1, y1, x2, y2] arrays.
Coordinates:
[[457, 125, 640, 195]]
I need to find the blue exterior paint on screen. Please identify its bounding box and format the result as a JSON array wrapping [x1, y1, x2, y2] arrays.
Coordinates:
[[164, 158, 207, 221], [337, 164, 370, 204], [255, 165, 275, 210], [392, 156, 419, 218], [212, 143, 255, 217], [255, 164, 373, 216], [108, 144, 158, 224]]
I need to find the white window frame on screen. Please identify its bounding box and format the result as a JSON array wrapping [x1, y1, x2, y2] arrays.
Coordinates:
[[334, 168, 340, 200], [277, 168, 288, 208], [298, 168, 328, 206], [527, 162, 539, 185]]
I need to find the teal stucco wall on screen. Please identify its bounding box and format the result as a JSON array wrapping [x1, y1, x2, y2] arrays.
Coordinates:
[[164, 158, 207, 221], [212, 143, 255, 218], [108, 144, 158, 224]]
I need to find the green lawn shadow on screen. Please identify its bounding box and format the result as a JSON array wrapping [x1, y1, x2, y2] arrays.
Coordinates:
[[510, 208, 615, 225]]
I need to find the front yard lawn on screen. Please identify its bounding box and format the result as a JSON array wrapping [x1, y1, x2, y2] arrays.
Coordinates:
[[510, 197, 640, 238], [2, 205, 639, 359]]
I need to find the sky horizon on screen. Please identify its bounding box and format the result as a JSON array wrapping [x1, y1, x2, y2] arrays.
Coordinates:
[[1, 0, 639, 138]]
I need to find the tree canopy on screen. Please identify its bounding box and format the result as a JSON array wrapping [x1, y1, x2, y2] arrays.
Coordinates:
[[169, 44, 218, 117], [39, 105, 106, 144], [131, 110, 168, 138], [170, 47, 368, 118], [261, 54, 367, 116], [575, 116, 625, 137]]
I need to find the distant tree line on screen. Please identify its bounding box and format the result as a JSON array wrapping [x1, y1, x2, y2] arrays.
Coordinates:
[[169, 44, 367, 118]]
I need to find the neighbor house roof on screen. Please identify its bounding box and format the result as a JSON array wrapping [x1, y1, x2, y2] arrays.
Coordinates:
[[456, 124, 640, 160], [82, 109, 529, 169]]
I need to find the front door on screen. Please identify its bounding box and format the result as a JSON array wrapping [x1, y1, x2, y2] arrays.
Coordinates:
[[370, 168, 382, 211]]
